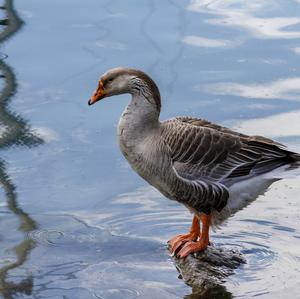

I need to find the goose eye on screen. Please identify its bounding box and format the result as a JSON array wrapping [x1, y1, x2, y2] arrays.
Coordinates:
[[107, 78, 113, 83]]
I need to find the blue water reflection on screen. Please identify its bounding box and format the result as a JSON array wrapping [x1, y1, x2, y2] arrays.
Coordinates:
[[1, 0, 300, 298]]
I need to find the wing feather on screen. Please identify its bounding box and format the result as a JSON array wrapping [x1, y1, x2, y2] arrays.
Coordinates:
[[160, 117, 297, 212]]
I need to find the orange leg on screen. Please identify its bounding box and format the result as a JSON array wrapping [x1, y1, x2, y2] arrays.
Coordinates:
[[168, 215, 200, 254], [177, 213, 211, 258]]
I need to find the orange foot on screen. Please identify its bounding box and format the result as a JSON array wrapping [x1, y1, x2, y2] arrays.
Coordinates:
[[176, 238, 209, 258], [176, 213, 211, 258], [168, 232, 198, 254], [168, 216, 200, 254]]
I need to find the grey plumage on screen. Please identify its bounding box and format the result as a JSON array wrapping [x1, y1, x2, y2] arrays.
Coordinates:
[[91, 67, 300, 218], [159, 117, 297, 214]]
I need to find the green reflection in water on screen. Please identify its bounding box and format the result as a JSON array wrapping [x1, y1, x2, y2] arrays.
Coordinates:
[[0, 0, 43, 297]]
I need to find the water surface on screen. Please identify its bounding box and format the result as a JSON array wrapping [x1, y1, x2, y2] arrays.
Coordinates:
[[1, 0, 300, 298]]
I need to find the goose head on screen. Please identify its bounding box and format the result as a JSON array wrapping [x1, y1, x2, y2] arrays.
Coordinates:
[[88, 67, 161, 113]]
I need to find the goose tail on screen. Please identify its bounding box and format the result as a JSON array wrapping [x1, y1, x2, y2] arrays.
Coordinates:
[[291, 153, 300, 162]]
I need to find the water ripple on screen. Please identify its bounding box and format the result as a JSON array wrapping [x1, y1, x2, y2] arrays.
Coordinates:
[[93, 288, 140, 299], [27, 229, 65, 247]]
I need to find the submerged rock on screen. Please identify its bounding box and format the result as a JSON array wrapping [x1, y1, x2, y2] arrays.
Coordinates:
[[172, 245, 246, 291]]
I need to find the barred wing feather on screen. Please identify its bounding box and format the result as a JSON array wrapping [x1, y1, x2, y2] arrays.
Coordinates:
[[160, 117, 295, 212]]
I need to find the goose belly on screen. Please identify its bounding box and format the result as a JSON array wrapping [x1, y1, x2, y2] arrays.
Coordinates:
[[212, 175, 277, 226]]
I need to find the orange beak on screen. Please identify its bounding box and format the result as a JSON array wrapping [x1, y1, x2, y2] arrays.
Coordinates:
[[88, 80, 107, 105]]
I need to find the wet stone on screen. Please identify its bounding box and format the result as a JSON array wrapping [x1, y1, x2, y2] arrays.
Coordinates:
[[172, 245, 246, 290]]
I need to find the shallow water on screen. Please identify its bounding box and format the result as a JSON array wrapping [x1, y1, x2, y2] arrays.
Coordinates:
[[0, 0, 300, 298]]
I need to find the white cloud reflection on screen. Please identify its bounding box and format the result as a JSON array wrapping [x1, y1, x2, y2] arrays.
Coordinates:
[[188, 0, 300, 39], [0, 125, 7, 137], [202, 77, 300, 100], [292, 47, 300, 54], [31, 126, 59, 142], [95, 40, 127, 51], [182, 35, 237, 48], [232, 110, 300, 137]]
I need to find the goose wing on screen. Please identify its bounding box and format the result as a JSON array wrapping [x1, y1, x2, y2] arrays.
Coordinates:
[[161, 117, 294, 185]]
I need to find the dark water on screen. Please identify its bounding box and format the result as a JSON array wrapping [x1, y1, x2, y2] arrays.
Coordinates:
[[1, 0, 300, 298]]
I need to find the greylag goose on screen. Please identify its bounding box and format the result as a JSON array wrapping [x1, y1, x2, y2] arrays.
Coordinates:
[[88, 67, 300, 258]]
